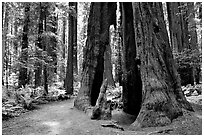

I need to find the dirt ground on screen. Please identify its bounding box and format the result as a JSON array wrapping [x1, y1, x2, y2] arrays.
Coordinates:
[[2, 97, 202, 135]]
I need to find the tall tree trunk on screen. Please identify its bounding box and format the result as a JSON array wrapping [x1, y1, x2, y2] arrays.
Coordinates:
[[74, 2, 117, 112], [180, 2, 190, 50], [166, 2, 190, 52], [117, 36, 122, 86], [115, 9, 123, 85], [103, 29, 115, 87], [59, 16, 66, 81], [131, 2, 193, 129], [187, 2, 198, 50], [19, 3, 30, 87], [35, 2, 43, 87], [65, 2, 75, 95], [47, 10, 58, 74], [2, 2, 6, 85], [166, 2, 182, 52], [73, 2, 78, 75], [3, 3, 9, 89], [121, 2, 142, 115], [43, 5, 48, 95]]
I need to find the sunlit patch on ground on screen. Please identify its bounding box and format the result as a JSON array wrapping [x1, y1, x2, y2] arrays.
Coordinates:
[[42, 121, 60, 134]]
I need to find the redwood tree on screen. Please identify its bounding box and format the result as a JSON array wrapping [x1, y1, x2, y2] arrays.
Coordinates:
[[19, 3, 30, 87], [131, 2, 193, 128], [74, 2, 117, 111], [65, 2, 77, 95], [74, 2, 193, 129], [73, 2, 78, 74]]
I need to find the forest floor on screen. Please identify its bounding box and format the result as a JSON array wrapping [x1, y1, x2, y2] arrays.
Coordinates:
[[2, 96, 202, 135]]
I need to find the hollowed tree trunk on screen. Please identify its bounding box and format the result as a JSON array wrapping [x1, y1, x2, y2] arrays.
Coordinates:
[[74, 3, 117, 113], [121, 2, 142, 116], [131, 2, 193, 129]]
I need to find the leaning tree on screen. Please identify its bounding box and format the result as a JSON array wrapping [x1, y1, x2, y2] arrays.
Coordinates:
[[74, 2, 193, 129]]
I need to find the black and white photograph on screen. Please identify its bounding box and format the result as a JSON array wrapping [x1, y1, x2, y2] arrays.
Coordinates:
[[1, 1, 202, 135]]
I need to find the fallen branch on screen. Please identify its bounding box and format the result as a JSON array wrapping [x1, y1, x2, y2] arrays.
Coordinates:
[[101, 122, 124, 131]]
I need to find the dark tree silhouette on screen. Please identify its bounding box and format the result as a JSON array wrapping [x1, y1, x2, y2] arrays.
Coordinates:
[[65, 2, 77, 95], [19, 3, 30, 87]]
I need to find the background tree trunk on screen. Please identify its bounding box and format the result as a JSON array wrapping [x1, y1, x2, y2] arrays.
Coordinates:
[[19, 3, 30, 87], [4, 3, 10, 89], [187, 2, 198, 50], [103, 30, 115, 87], [65, 2, 75, 95], [35, 2, 43, 88], [47, 9, 58, 74], [43, 4, 48, 95], [2, 2, 7, 86], [74, 2, 117, 113], [115, 10, 123, 86], [167, 2, 191, 52], [166, 2, 183, 52], [73, 2, 78, 75], [121, 2, 142, 116], [180, 2, 190, 50], [131, 2, 193, 129]]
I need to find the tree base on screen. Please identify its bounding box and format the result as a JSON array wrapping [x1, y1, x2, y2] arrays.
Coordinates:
[[128, 88, 192, 130], [74, 79, 112, 120], [130, 110, 173, 130]]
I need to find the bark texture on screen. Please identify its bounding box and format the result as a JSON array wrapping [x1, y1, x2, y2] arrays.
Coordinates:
[[131, 2, 193, 129], [74, 2, 117, 114]]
